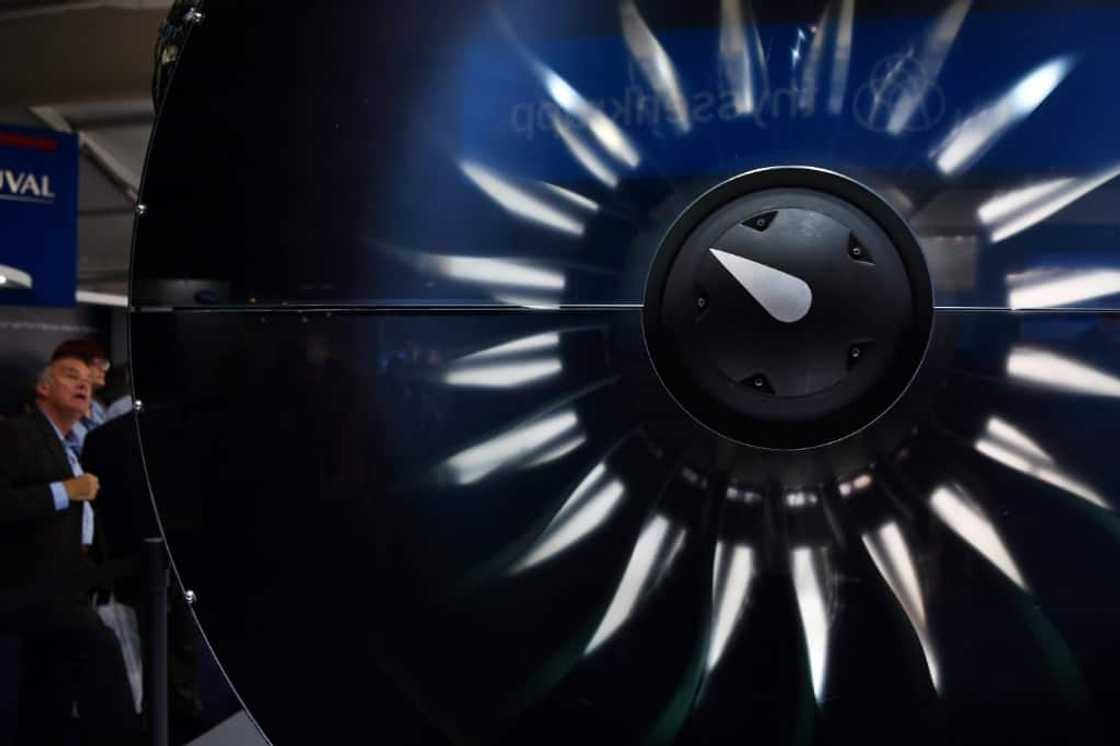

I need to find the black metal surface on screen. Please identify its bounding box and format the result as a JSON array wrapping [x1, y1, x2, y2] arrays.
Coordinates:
[[143, 537, 169, 746], [129, 308, 1120, 744], [130, 1, 1120, 744]]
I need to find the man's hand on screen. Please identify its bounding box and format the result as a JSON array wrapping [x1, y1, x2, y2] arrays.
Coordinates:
[[64, 474, 99, 502]]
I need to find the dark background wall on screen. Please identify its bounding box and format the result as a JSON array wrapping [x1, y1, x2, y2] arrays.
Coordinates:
[[0, 303, 113, 418]]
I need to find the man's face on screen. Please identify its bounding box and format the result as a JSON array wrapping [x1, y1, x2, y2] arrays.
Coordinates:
[[39, 357, 92, 418], [89, 357, 108, 388]]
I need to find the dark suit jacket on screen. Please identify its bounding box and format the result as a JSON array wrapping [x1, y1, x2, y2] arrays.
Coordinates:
[[0, 408, 89, 593], [81, 414, 159, 603]]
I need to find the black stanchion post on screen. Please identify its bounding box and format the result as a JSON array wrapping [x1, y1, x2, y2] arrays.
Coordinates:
[[143, 537, 169, 746]]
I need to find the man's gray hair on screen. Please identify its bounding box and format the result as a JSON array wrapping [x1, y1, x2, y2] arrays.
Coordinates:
[[35, 364, 53, 392]]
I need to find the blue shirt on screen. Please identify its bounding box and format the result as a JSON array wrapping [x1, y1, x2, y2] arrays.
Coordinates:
[[41, 407, 94, 546], [103, 396, 133, 423], [71, 398, 106, 453]]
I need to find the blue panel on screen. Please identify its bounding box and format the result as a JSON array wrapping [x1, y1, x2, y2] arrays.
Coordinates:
[[461, 7, 1120, 181], [0, 125, 79, 308]]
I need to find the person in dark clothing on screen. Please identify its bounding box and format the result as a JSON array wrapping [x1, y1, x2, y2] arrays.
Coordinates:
[[82, 412, 206, 743], [0, 356, 138, 745]]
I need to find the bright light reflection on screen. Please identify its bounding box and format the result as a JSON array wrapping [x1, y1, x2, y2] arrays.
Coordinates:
[[491, 296, 562, 309], [1007, 346, 1120, 398], [929, 484, 1028, 589], [707, 541, 755, 671], [790, 28, 807, 70], [586, 516, 686, 654], [520, 434, 588, 469], [839, 472, 873, 497], [443, 410, 580, 485], [1009, 270, 1120, 309], [620, 0, 691, 133], [494, 7, 639, 168], [862, 523, 941, 691], [719, 0, 767, 115], [798, 6, 831, 114], [383, 243, 565, 304], [985, 416, 1050, 461], [542, 182, 600, 213], [426, 254, 565, 292], [460, 160, 584, 237], [976, 417, 1109, 509], [443, 332, 564, 388], [827, 0, 855, 115], [0, 264, 32, 289], [867, 55, 911, 125], [461, 332, 561, 361], [933, 56, 1075, 176], [513, 465, 625, 572], [443, 360, 562, 388], [978, 162, 1120, 243], [786, 491, 819, 508], [887, 0, 971, 134], [792, 547, 830, 702], [976, 439, 1034, 473], [551, 113, 621, 189], [976, 439, 1109, 510], [977, 178, 1072, 226], [725, 484, 761, 503], [534, 63, 641, 168], [681, 466, 707, 489]]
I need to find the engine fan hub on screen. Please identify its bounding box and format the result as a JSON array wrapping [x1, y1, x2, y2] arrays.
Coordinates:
[[642, 167, 934, 450]]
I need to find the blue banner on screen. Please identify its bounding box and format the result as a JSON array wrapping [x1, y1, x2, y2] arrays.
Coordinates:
[[0, 125, 78, 307], [460, 7, 1120, 183]]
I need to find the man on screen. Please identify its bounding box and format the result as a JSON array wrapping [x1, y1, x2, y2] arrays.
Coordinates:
[[0, 355, 138, 744], [50, 339, 110, 450], [99, 363, 134, 424]]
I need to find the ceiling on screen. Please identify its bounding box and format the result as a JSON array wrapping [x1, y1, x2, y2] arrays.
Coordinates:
[[0, 0, 172, 303]]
